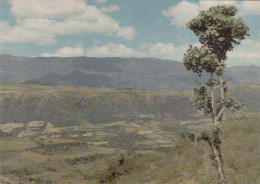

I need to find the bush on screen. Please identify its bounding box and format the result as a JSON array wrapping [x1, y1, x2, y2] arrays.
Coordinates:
[[97, 152, 136, 183], [65, 153, 106, 165]]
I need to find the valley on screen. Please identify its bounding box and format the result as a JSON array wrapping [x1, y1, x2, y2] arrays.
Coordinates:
[[0, 84, 259, 183]]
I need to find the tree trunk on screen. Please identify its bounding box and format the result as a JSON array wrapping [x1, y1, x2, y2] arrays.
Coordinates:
[[211, 128, 226, 184], [209, 73, 226, 183], [219, 74, 225, 100], [211, 73, 226, 183]]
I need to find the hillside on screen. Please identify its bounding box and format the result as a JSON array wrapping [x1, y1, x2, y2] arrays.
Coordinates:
[[0, 55, 259, 90], [0, 84, 259, 183], [0, 84, 196, 126], [0, 84, 259, 147]]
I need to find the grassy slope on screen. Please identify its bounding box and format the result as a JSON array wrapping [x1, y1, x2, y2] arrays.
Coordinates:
[[108, 113, 260, 184], [0, 84, 195, 126]]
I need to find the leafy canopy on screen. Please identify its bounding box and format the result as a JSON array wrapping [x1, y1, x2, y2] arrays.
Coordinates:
[[183, 5, 249, 76]]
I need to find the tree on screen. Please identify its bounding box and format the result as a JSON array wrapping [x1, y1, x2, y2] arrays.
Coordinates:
[[183, 5, 249, 184]]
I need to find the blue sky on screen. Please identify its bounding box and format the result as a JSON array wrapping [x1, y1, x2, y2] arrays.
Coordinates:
[[0, 0, 259, 66]]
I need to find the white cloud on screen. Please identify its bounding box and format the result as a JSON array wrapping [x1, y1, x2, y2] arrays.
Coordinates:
[[228, 39, 260, 61], [18, 10, 122, 36], [41, 46, 85, 57], [86, 42, 191, 59], [39, 40, 260, 66], [96, 0, 107, 3], [40, 42, 196, 60], [41, 43, 144, 58], [142, 42, 198, 60], [9, 0, 87, 19], [2, 0, 135, 46], [240, 1, 260, 15], [142, 43, 176, 58], [162, 0, 238, 28], [116, 27, 136, 40], [86, 43, 145, 57], [101, 5, 120, 13], [199, 0, 237, 11], [0, 21, 56, 45], [162, 1, 199, 28]]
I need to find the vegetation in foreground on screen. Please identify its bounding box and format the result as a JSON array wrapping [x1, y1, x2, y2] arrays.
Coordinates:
[[100, 113, 260, 184]]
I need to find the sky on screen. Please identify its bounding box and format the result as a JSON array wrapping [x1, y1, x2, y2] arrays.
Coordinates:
[[0, 0, 259, 66]]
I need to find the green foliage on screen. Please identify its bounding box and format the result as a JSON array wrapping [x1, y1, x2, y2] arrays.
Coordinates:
[[183, 45, 221, 76], [219, 95, 243, 112], [184, 5, 249, 78], [193, 82, 212, 114], [187, 5, 249, 62]]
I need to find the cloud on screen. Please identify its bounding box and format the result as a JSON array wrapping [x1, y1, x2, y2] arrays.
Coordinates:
[[141, 43, 177, 58], [0, 21, 56, 45], [9, 0, 87, 19], [199, 0, 237, 11], [162, 0, 239, 28], [41, 42, 196, 60], [162, 1, 199, 28], [39, 39, 260, 66], [41, 43, 144, 58], [101, 5, 120, 13], [240, 1, 260, 15], [41, 46, 85, 57], [228, 39, 260, 61], [86, 42, 186, 59], [116, 27, 136, 40], [86, 43, 145, 57], [18, 10, 121, 35], [2, 0, 135, 46], [96, 0, 107, 3], [142, 42, 201, 61]]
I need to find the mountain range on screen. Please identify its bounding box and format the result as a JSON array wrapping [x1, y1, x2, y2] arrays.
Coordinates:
[[0, 55, 259, 90]]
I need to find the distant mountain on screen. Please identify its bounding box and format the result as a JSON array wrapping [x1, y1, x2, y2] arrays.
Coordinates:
[[0, 55, 259, 90], [225, 65, 260, 84]]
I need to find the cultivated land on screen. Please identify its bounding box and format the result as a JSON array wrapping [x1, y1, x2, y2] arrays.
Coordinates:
[[0, 84, 259, 183]]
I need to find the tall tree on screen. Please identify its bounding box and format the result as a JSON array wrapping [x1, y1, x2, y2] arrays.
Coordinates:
[[183, 5, 249, 184]]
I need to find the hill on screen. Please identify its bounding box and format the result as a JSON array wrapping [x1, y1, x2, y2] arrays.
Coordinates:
[[0, 55, 259, 90], [0, 84, 196, 126]]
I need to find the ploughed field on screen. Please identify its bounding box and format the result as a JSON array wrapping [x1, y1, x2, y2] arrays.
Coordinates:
[[0, 84, 259, 183]]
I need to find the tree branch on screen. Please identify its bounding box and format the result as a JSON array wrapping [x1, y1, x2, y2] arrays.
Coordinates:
[[216, 107, 226, 122], [187, 131, 211, 143], [209, 72, 216, 122]]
